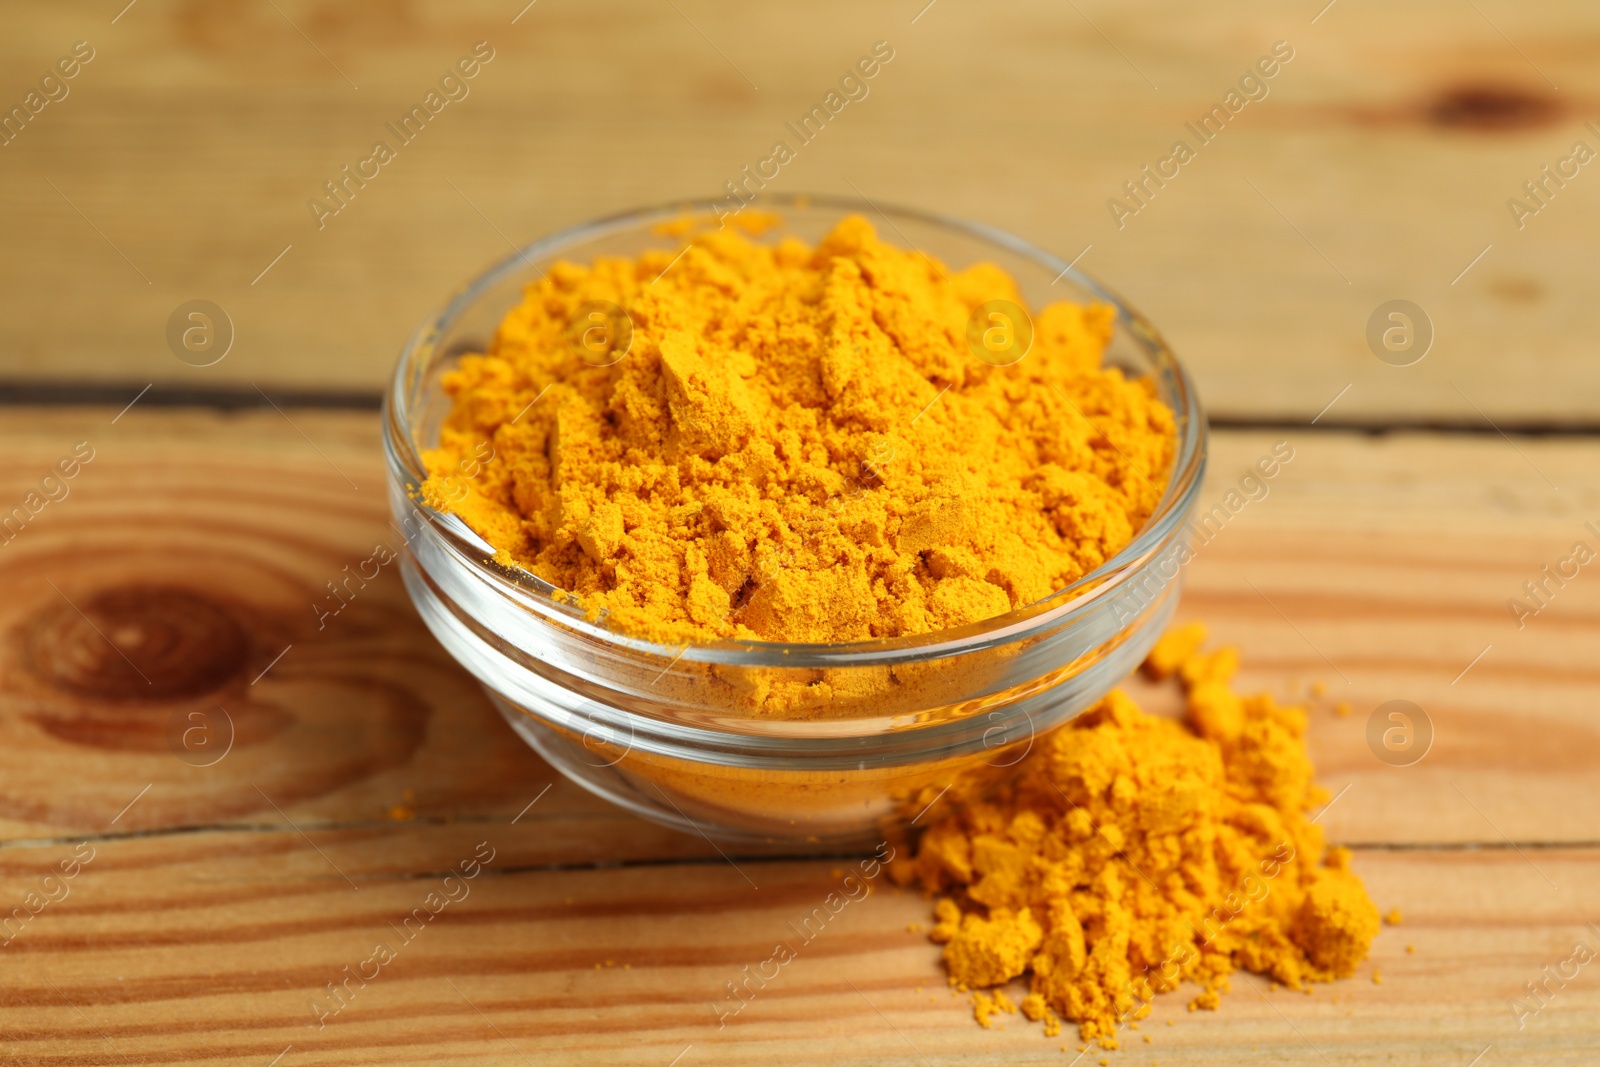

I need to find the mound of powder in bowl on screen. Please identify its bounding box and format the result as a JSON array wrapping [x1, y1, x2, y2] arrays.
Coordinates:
[[422, 215, 1175, 646]]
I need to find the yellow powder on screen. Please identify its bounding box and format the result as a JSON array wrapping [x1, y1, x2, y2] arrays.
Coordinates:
[[895, 623, 1379, 1047], [972, 987, 1019, 1029], [1143, 621, 1205, 680], [422, 215, 1173, 646]]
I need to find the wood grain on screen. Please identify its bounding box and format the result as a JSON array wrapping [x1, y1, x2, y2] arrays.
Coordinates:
[[2, 838, 1595, 1065], [1, 1, 1598, 420], [1174, 428, 1600, 847], [2, 410, 1596, 847], [2, 409, 1597, 1062]]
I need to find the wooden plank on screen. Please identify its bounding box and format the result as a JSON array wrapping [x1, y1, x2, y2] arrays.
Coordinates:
[[1, 409, 1596, 850], [1, 834, 1594, 1065], [1, 2, 1598, 420], [1173, 428, 1600, 847]]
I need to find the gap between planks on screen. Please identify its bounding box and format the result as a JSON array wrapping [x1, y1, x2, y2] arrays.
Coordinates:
[[0, 817, 1587, 861], [4, 384, 1600, 437]]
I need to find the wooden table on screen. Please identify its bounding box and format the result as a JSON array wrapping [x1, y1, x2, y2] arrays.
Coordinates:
[[3, 2, 1597, 1064]]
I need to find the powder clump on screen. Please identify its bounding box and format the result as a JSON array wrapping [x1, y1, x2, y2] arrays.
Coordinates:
[[423, 215, 1174, 646], [895, 624, 1379, 1046]]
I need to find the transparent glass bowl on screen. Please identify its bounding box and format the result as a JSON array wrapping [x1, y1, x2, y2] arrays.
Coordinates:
[[382, 194, 1208, 845]]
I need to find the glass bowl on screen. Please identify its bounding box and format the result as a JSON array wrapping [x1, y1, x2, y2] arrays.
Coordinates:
[[382, 193, 1208, 845]]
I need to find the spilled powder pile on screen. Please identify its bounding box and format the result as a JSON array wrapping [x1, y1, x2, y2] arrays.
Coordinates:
[[423, 215, 1174, 645], [892, 623, 1379, 1047]]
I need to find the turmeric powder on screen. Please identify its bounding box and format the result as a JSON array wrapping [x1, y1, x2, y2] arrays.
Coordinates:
[[895, 623, 1379, 1047], [423, 215, 1173, 646]]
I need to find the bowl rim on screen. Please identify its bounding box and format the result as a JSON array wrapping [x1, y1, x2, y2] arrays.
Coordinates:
[[383, 191, 1209, 667]]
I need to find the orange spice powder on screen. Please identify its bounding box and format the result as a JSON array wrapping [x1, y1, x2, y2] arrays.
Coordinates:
[[894, 623, 1380, 1046], [422, 215, 1174, 646]]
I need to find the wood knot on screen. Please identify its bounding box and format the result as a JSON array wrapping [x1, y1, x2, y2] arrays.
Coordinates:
[[27, 586, 249, 701], [1428, 85, 1561, 131]]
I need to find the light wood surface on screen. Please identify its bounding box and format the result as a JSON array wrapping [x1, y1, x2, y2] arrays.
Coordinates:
[[2, 409, 1597, 1063], [6, 842, 1597, 1066], [3, 1, 1599, 421], [6, 2, 1598, 1058]]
